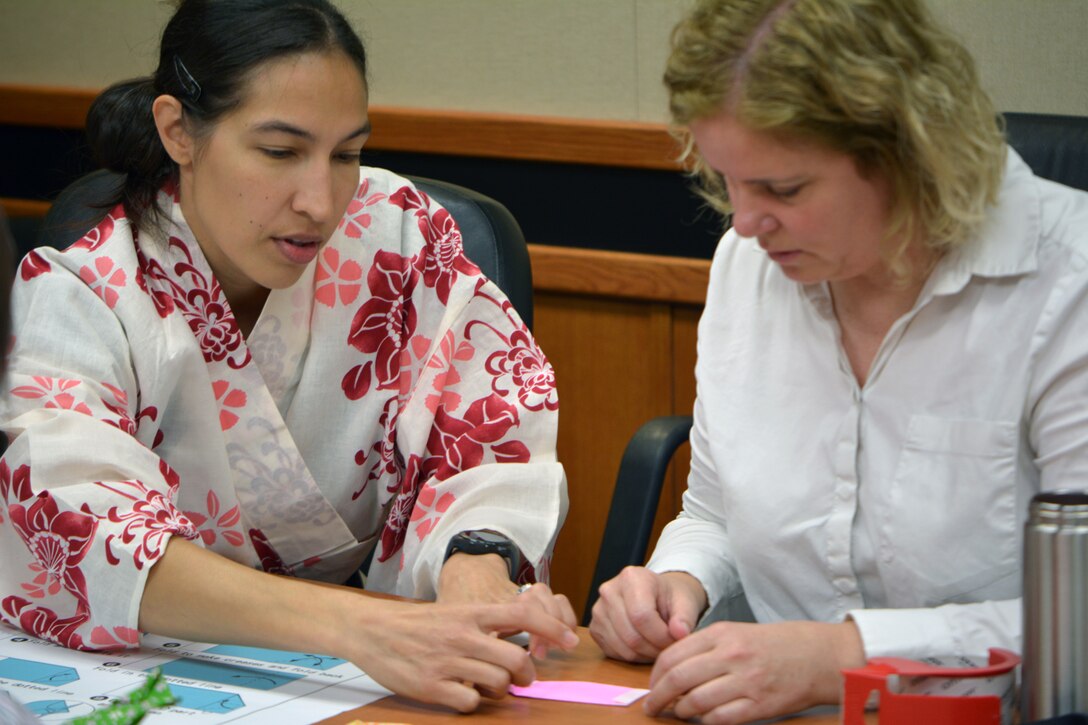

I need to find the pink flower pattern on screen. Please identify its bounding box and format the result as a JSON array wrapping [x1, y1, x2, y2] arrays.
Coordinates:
[[10, 377, 94, 417], [337, 178, 388, 239], [184, 491, 244, 548], [315, 247, 363, 308], [212, 380, 247, 431], [79, 256, 127, 309]]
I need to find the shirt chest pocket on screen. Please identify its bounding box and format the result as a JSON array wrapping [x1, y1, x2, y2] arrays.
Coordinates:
[[883, 415, 1019, 605]]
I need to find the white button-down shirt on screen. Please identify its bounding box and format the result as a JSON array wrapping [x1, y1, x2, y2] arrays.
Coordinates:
[[647, 150, 1088, 659]]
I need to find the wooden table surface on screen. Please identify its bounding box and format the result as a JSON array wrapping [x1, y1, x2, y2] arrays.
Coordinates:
[[319, 627, 872, 724]]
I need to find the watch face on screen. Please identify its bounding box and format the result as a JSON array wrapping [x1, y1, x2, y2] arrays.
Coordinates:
[[468, 530, 509, 544]]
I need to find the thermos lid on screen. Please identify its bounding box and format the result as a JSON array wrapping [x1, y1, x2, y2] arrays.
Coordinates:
[[1029, 489, 1088, 527]]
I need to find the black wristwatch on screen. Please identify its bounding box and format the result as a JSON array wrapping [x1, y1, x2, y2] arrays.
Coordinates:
[[443, 530, 523, 580]]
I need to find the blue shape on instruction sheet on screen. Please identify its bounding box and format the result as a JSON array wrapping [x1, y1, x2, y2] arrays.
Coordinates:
[[168, 684, 245, 713], [156, 659, 302, 690], [26, 699, 71, 715], [0, 658, 79, 685], [206, 645, 346, 670]]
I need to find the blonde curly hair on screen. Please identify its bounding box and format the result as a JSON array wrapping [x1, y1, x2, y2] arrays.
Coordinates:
[[665, 0, 1007, 279]]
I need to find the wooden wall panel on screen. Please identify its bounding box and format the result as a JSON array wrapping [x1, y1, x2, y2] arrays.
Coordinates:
[[532, 292, 677, 617], [647, 305, 700, 555]]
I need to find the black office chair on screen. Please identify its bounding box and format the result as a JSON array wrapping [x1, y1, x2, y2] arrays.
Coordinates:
[[33, 169, 534, 329], [582, 111, 1088, 624]]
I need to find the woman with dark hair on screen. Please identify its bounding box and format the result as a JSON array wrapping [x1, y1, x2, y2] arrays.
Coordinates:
[[0, 0, 576, 711], [590, 0, 1088, 722]]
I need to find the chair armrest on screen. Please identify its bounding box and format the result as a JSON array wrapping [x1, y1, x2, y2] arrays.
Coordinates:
[[582, 414, 693, 625]]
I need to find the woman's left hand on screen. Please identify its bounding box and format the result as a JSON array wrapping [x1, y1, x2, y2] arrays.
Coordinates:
[[438, 552, 577, 658], [644, 620, 865, 724]]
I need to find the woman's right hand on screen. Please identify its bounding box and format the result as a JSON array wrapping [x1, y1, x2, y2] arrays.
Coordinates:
[[589, 566, 708, 663], [341, 594, 579, 712]]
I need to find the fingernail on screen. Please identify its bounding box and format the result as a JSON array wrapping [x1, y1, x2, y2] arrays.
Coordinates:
[[562, 630, 579, 647]]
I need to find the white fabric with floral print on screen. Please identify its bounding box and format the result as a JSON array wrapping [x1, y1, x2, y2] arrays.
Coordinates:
[[0, 168, 566, 651]]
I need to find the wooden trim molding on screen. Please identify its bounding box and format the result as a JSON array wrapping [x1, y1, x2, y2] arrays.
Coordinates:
[[0, 198, 50, 218], [0, 83, 684, 171], [528, 243, 709, 305], [0, 195, 709, 305]]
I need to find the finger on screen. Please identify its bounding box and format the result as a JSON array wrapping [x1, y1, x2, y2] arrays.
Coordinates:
[[467, 629, 538, 684], [662, 587, 702, 639], [521, 589, 578, 657], [646, 642, 727, 714], [589, 609, 654, 663], [650, 625, 719, 687], [422, 679, 483, 714], [597, 593, 669, 660], [669, 671, 745, 721], [619, 577, 674, 651], [667, 613, 693, 640], [691, 694, 759, 725], [478, 600, 578, 652], [446, 656, 516, 700], [553, 592, 577, 629]]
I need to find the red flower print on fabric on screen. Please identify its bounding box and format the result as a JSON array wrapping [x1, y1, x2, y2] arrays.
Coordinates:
[[409, 483, 455, 542], [0, 461, 33, 504], [85, 478, 198, 570], [389, 185, 477, 306], [135, 248, 177, 318], [249, 528, 292, 575], [352, 399, 401, 501], [79, 256, 127, 309], [10, 377, 94, 417], [68, 207, 119, 253], [468, 319, 558, 412], [211, 380, 247, 431], [2, 597, 89, 650], [424, 394, 530, 482], [9, 492, 98, 606], [377, 454, 423, 563], [337, 178, 388, 239], [184, 491, 244, 548], [484, 328, 558, 412], [315, 247, 363, 308], [343, 250, 419, 399], [388, 185, 429, 214], [416, 208, 478, 306], [19, 251, 51, 281], [139, 237, 249, 368]]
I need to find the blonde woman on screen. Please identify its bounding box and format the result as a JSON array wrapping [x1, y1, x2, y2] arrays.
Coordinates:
[[590, 0, 1088, 722]]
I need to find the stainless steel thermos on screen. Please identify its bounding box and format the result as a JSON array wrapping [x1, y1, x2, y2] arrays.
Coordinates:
[[1022, 490, 1088, 721]]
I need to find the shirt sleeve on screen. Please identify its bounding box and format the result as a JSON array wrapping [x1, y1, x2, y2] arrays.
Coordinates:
[[849, 600, 1021, 659], [645, 392, 743, 610], [0, 249, 199, 651], [361, 182, 566, 599]]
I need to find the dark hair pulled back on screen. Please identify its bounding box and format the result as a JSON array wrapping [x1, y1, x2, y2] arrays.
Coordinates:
[[86, 0, 368, 232]]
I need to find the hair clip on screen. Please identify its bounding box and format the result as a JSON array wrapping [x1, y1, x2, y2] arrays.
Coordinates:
[[173, 55, 202, 103]]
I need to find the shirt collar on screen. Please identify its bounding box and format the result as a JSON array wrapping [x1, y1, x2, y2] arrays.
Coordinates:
[[927, 148, 1041, 297]]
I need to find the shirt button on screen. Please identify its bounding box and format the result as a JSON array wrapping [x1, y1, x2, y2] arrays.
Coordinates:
[[835, 577, 854, 592]]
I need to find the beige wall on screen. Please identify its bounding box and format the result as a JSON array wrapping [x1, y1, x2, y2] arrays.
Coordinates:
[[1, 1, 1086, 120]]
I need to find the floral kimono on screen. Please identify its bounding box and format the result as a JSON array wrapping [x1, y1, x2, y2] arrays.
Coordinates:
[[0, 168, 566, 651]]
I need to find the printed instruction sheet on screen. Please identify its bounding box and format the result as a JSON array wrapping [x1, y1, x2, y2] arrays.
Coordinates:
[[0, 622, 391, 723]]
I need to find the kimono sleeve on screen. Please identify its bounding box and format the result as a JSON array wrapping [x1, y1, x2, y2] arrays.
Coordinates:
[[362, 181, 567, 599], [0, 250, 199, 651]]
